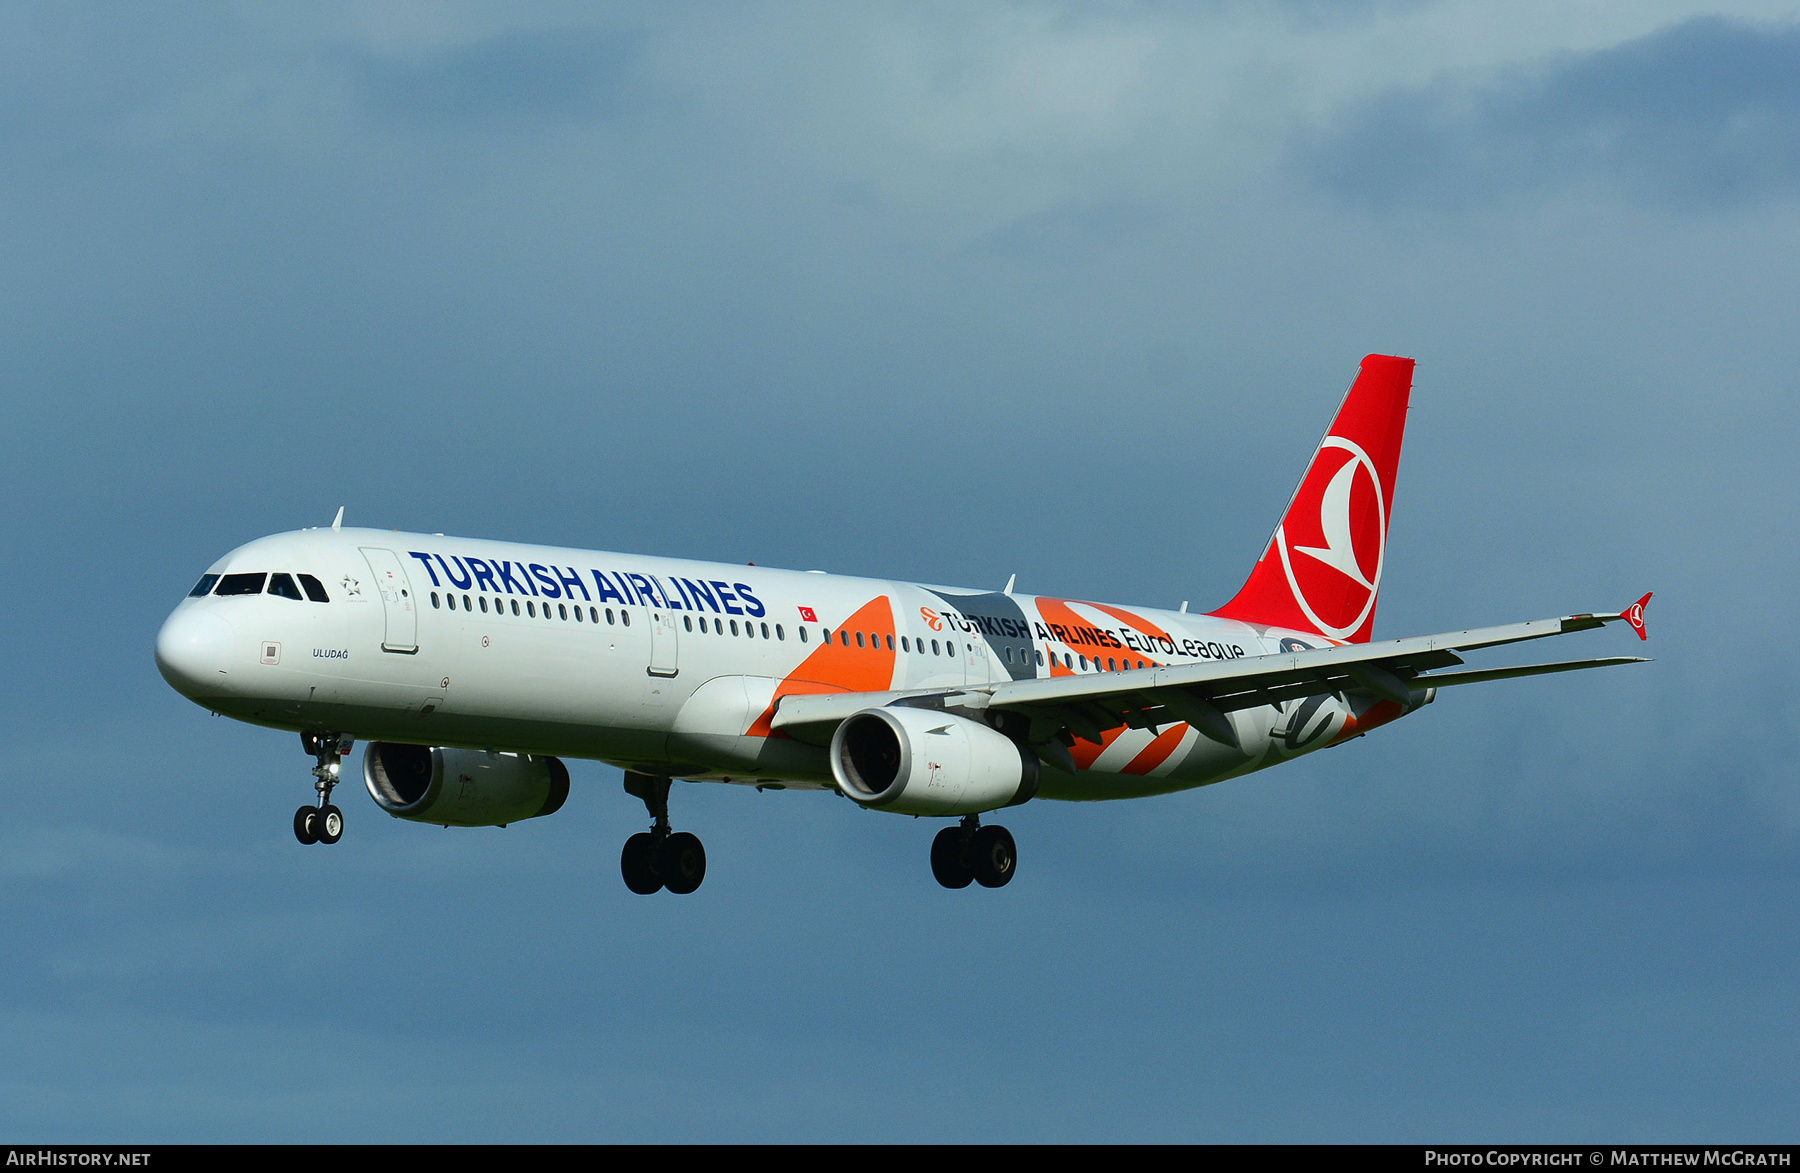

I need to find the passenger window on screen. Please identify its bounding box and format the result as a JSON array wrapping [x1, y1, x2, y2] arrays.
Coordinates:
[[463, 595, 472, 610], [267, 573, 304, 601], [730, 620, 739, 636], [776, 624, 785, 641], [298, 574, 330, 602], [1079, 656, 1089, 670], [855, 631, 865, 648], [622, 611, 631, 626], [189, 574, 220, 597], [1064, 653, 1073, 669], [1107, 657, 1116, 671], [885, 634, 893, 650], [431, 592, 440, 609], [447, 594, 457, 611], [840, 631, 850, 647], [589, 607, 598, 623], [527, 601, 536, 617], [761, 622, 770, 639], [575, 605, 583, 622], [479, 597, 489, 613], [931, 639, 940, 655], [606, 608, 615, 625], [559, 604, 568, 621], [214, 572, 266, 596], [822, 628, 831, 644], [799, 627, 809, 643], [683, 616, 693, 632], [513, 600, 521, 616], [1035, 650, 1043, 666], [900, 636, 909, 652]]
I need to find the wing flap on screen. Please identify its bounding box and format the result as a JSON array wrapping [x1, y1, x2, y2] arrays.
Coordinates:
[[1415, 656, 1649, 688]]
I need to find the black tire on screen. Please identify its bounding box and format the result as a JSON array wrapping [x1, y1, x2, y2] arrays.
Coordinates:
[[658, 832, 706, 895], [621, 832, 662, 894], [293, 805, 319, 845], [930, 826, 974, 889], [317, 804, 344, 845], [971, 824, 1017, 888]]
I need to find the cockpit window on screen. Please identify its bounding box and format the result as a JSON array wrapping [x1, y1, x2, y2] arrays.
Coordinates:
[[189, 574, 220, 597], [297, 574, 330, 603], [268, 573, 304, 601], [214, 572, 267, 596]]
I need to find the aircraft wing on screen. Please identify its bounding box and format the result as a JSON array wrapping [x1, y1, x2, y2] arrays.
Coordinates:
[[771, 600, 1652, 750]]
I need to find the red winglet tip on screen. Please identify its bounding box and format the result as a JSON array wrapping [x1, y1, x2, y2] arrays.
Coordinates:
[[1622, 592, 1652, 641]]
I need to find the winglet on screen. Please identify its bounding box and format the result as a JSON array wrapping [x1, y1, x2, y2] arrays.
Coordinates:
[[331, 506, 344, 531], [1622, 592, 1652, 641]]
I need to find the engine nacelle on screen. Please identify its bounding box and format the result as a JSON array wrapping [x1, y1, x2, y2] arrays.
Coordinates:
[[830, 708, 1038, 816], [363, 742, 570, 827]]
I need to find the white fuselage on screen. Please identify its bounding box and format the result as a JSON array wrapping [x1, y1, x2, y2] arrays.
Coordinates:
[[156, 527, 1408, 801]]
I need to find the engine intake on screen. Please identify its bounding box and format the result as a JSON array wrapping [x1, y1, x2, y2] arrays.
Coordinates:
[[363, 742, 569, 827], [831, 708, 1038, 816]]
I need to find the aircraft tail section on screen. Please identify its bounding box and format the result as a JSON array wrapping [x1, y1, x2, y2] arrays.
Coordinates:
[[1211, 354, 1414, 643]]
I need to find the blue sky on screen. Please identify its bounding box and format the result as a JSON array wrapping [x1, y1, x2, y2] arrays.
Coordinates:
[[1, 1, 1796, 1140]]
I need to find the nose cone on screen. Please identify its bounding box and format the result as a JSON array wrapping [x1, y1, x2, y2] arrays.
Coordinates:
[[155, 607, 234, 698]]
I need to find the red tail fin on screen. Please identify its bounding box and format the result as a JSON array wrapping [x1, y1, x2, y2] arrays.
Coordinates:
[[1210, 354, 1414, 643]]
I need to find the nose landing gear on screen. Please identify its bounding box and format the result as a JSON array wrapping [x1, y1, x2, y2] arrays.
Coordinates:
[[619, 771, 707, 895], [294, 731, 352, 846], [930, 815, 1017, 889]]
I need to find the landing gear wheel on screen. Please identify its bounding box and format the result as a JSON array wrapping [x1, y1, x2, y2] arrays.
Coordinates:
[[658, 832, 706, 895], [300, 730, 350, 844], [971, 825, 1017, 888], [621, 832, 663, 894], [930, 827, 975, 889]]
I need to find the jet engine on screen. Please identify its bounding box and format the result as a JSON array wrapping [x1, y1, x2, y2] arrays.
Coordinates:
[[363, 742, 569, 827], [830, 707, 1038, 816]]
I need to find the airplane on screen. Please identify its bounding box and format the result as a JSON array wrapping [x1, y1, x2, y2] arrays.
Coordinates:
[[154, 354, 1650, 893]]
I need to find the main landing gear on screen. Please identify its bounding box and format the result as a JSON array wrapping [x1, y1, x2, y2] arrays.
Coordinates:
[[930, 815, 1017, 889], [294, 731, 352, 846], [619, 771, 706, 895]]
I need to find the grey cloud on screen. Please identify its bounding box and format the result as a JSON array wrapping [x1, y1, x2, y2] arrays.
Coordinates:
[[1302, 17, 1800, 209], [342, 27, 641, 125], [966, 199, 1161, 261]]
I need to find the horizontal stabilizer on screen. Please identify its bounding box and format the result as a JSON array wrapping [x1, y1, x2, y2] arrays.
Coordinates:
[[1416, 656, 1648, 689]]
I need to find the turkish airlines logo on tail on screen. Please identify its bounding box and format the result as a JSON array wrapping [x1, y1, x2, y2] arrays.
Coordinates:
[[1274, 436, 1386, 641]]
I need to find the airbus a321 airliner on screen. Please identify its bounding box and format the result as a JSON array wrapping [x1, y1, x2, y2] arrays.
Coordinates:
[[155, 355, 1650, 893]]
